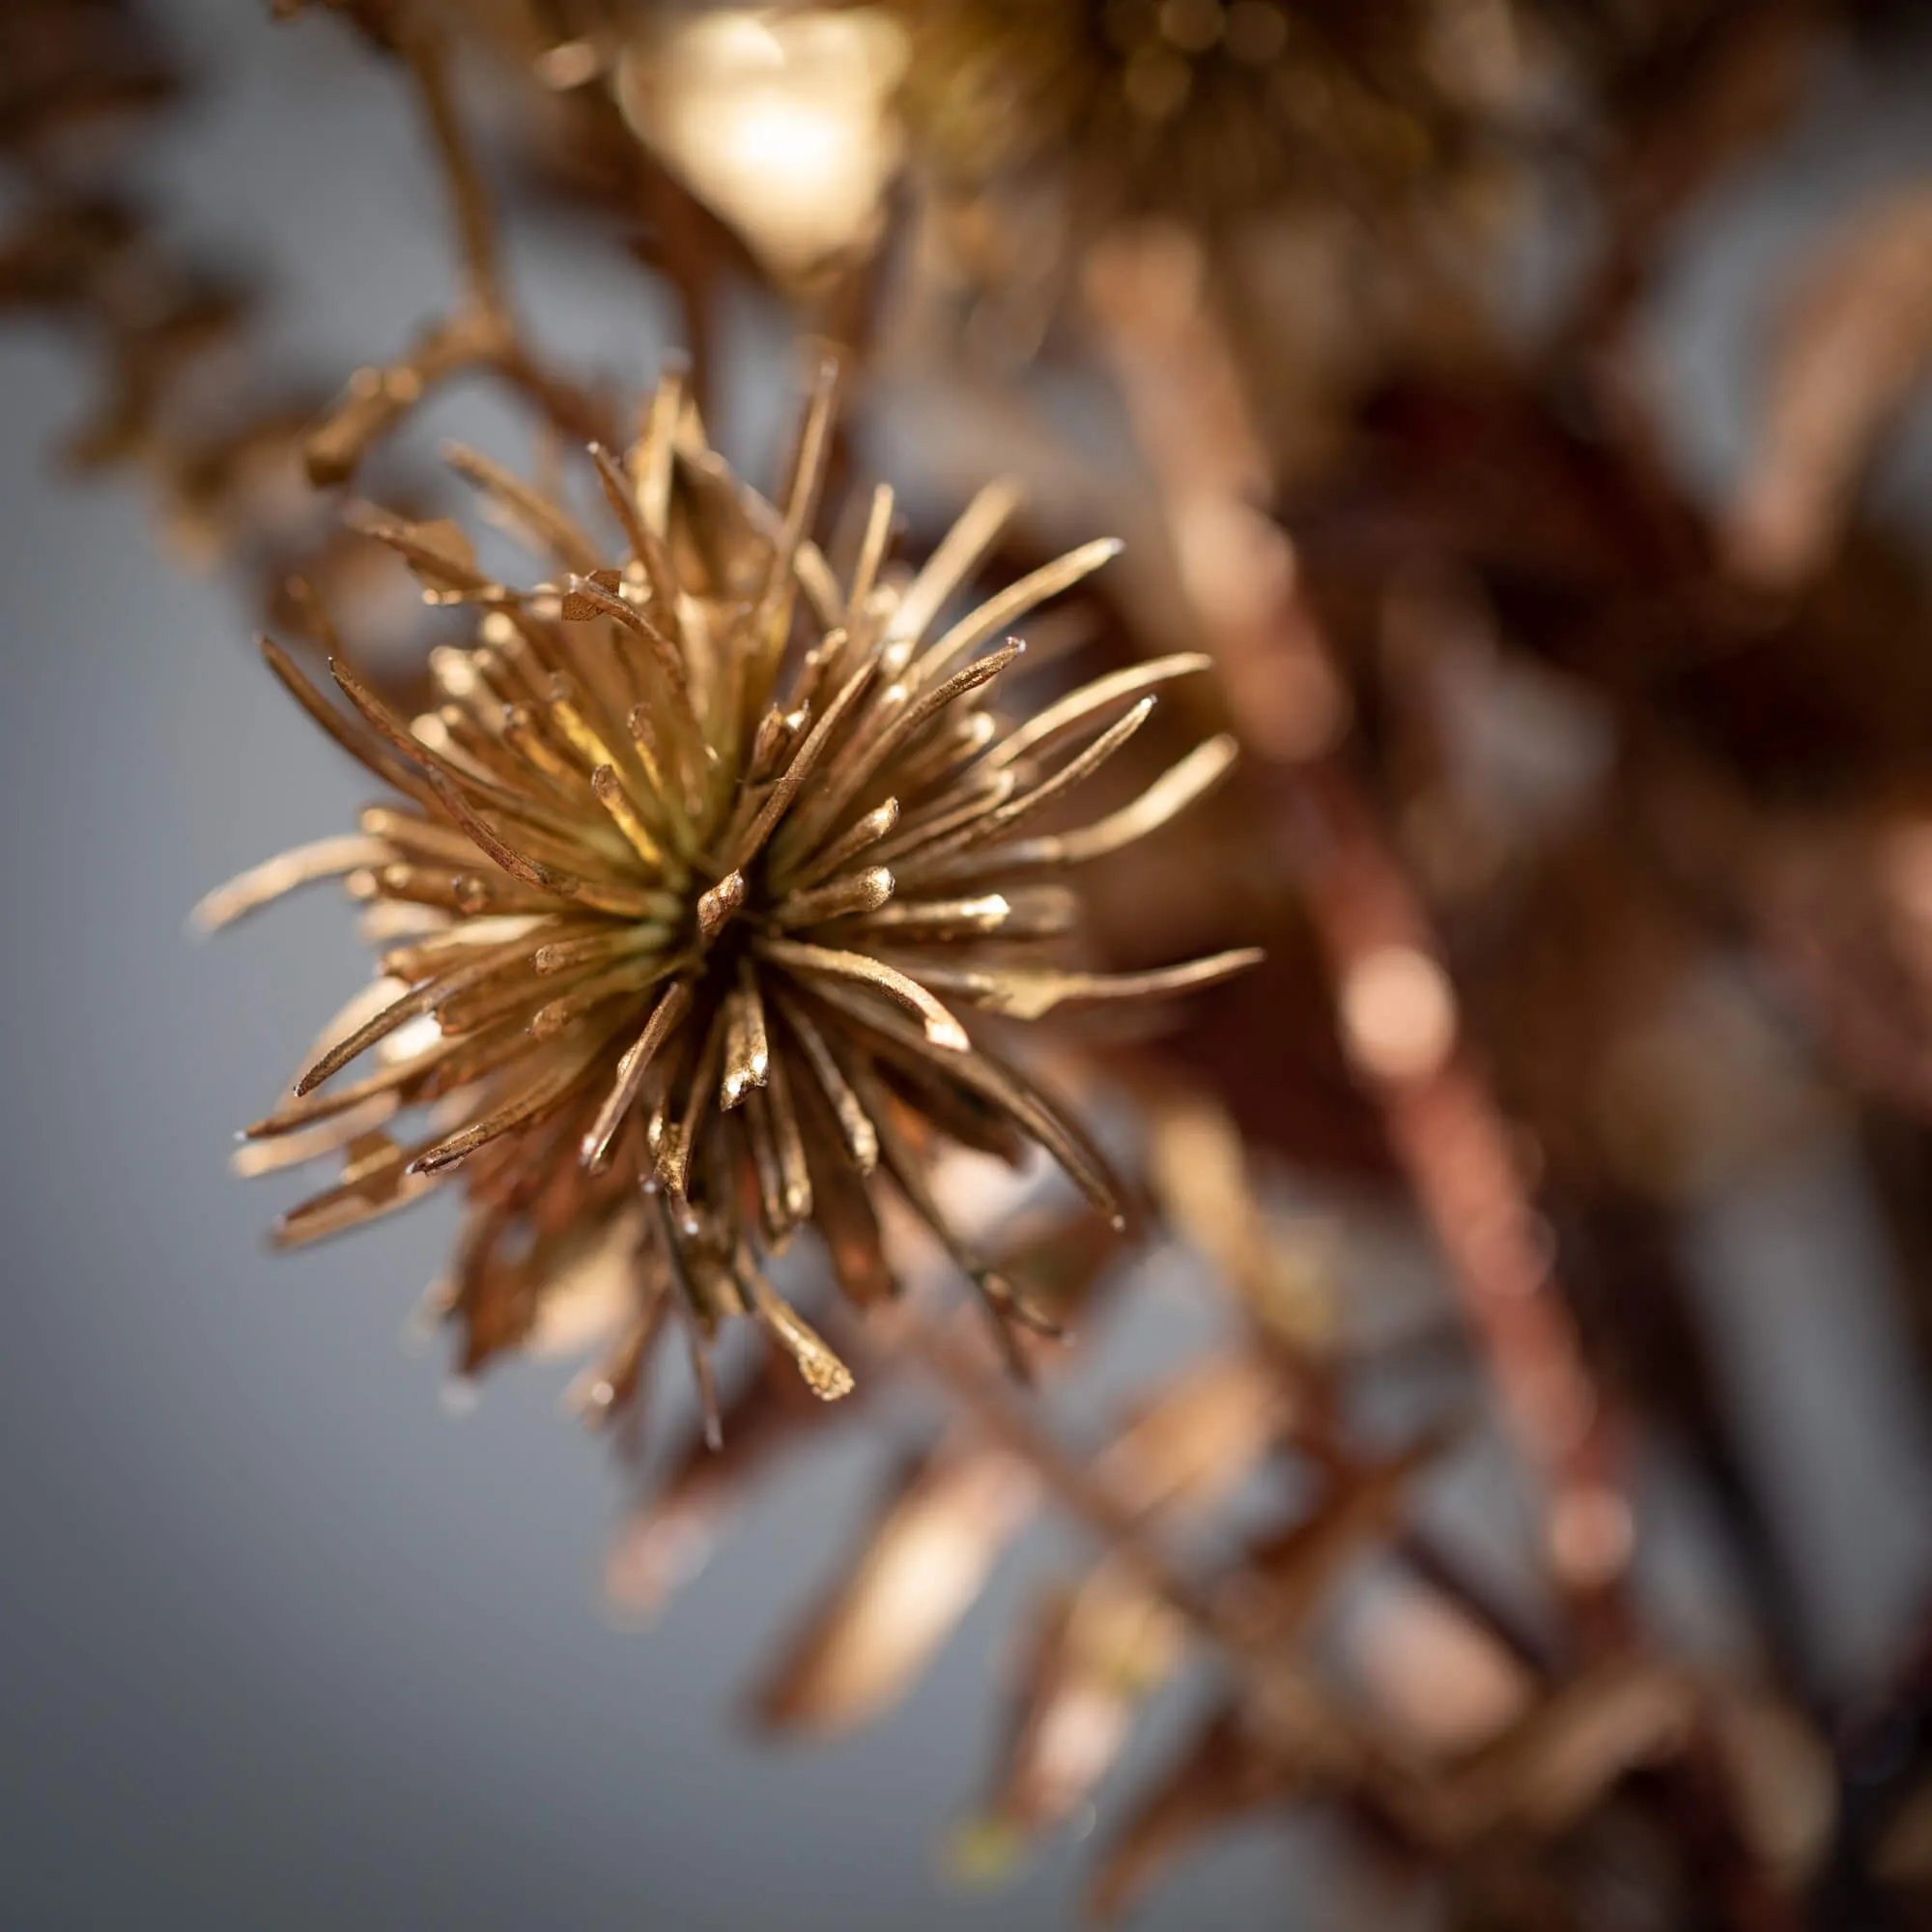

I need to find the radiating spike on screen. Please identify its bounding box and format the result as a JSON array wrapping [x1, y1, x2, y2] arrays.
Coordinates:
[[773, 866, 895, 930], [909, 949, 1265, 1020], [582, 978, 696, 1173], [742, 1267, 854, 1402], [780, 798, 899, 895], [985, 653, 1212, 771], [412, 1033, 606, 1174], [911, 539, 1121, 691], [759, 937, 970, 1052], [590, 764, 665, 869], [887, 479, 1022, 646], [896, 697, 1156, 884], [721, 971, 771, 1110], [442, 440, 603, 575], [192, 836, 395, 933], [846, 483, 895, 622]]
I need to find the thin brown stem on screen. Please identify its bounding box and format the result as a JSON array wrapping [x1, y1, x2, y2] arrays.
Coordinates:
[[400, 22, 505, 317], [297, 5, 620, 488], [883, 1305, 1456, 1846], [1084, 224, 1631, 1642]]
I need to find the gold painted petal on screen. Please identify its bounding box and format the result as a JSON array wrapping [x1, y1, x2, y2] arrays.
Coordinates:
[[586, 440, 653, 565], [412, 1031, 609, 1175], [792, 540, 844, 634], [418, 765, 570, 895], [742, 1086, 788, 1244], [294, 938, 532, 1094], [651, 1191, 723, 1452], [985, 654, 1214, 771], [346, 507, 491, 601], [273, 1133, 451, 1248], [896, 697, 1155, 884], [636, 365, 682, 539], [760, 355, 839, 612], [906, 949, 1264, 1021], [741, 1267, 854, 1403], [779, 642, 1024, 866], [331, 659, 551, 829], [560, 574, 696, 718], [773, 992, 879, 1175], [867, 772, 1015, 869], [772, 866, 895, 930], [759, 937, 970, 1052], [443, 441, 603, 576], [696, 870, 746, 940], [749, 1445, 1037, 1733], [882, 709, 995, 808], [663, 999, 728, 1196], [248, 1024, 459, 1136], [192, 836, 396, 932], [842, 1056, 1038, 1368], [989, 736, 1239, 873], [581, 978, 696, 1173], [231, 1094, 402, 1177], [802, 1120, 894, 1305], [764, 1035, 812, 1228], [886, 478, 1022, 647], [589, 763, 665, 869], [845, 482, 895, 622], [721, 972, 771, 1111], [531, 954, 668, 1040], [781, 798, 899, 895], [722, 657, 877, 875], [852, 892, 1037, 943], [357, 806, 489, 867], [872, 1047, 1032, 1169], [531, 923, 668, 979], [802, 983, 1123, 1224], [912, 538, 1122, 692], [258, 638, 438, 812]]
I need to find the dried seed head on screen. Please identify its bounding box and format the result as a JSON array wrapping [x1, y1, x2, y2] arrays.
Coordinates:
[[207, 364, 1257, 1426]]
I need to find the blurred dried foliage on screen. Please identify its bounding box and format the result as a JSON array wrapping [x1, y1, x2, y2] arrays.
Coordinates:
[[13, 0, 1932, 1922]]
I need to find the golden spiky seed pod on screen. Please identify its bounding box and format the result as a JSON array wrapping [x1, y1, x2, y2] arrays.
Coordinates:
[[202, 365, 1257, 1431]]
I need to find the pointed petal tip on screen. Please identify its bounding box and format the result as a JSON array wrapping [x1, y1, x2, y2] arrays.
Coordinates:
[[925, 1014, 972, 1052]]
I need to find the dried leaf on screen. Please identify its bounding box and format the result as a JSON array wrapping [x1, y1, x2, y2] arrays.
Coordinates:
[[748, 1443, 1038, 1734]]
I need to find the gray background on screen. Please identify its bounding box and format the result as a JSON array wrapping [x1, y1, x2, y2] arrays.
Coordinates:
[[3, 6, 1931, 1928]]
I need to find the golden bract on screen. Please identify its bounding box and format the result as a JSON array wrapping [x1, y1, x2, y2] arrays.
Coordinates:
[[204, 365, 1255, 1435]]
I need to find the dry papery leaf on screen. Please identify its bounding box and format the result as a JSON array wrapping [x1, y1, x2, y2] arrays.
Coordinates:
[[748, 1349, 1284, 1737], [952, 1558, 1185, 1881], [959, 1431, 1447, 1878], [1087, 1700, 1297, 1922], [749, 1438, 1039, 1734], [1728, 184, 1932, 591]]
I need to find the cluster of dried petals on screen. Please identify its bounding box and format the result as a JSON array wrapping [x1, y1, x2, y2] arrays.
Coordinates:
[[204, 363, 1256, 1436]]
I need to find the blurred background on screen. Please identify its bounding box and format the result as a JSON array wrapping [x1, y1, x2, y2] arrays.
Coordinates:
[[6, 2, 1932, 1926]]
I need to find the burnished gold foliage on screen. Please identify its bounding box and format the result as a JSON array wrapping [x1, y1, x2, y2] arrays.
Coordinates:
[[207, 364, 1252, 1427]]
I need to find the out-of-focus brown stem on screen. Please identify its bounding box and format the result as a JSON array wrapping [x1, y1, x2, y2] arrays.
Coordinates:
[[298, 10, 620, 488], [1085, 226, 1631, 1641], [402, 22, 505, 318]]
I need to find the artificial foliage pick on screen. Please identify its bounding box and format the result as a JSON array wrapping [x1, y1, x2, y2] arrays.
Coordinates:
[[200, 361, 1258, 1437]]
